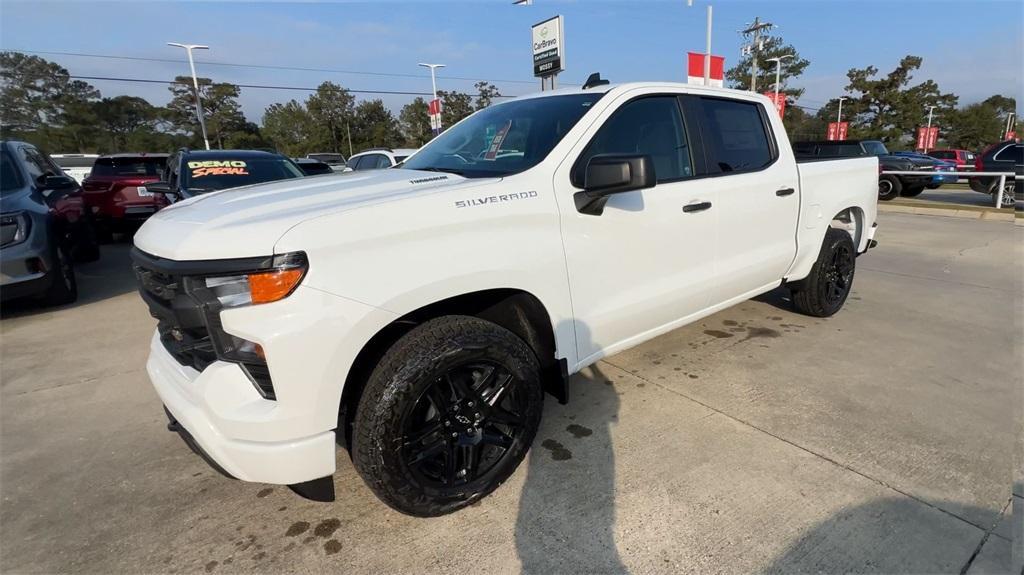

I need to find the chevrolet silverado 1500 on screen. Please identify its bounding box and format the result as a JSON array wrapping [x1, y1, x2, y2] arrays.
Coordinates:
[[132, 80, 878, 516]]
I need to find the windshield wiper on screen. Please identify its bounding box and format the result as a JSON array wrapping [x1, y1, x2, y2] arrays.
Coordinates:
[[415, 167, 466, 176]]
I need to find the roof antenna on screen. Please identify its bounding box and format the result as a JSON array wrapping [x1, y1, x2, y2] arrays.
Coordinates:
[[582, 73, 610, 90]]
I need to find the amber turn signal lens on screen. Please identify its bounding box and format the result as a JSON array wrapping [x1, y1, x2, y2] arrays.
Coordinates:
[[249, 268, 305, 304]]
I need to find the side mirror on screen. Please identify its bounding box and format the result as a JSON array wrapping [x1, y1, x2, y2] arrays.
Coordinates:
[[144, 181, 176, 198], [41, 174, 77, 190], [575, 154, 656, 215]]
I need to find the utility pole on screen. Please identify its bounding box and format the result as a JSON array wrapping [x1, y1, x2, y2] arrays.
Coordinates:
[[167, 42, 211, 150], [741, 17, 773, 92]]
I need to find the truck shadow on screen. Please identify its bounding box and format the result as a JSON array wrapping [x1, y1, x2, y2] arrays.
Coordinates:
[[515, 322, 627, 574], [1, 242, 138, 320]]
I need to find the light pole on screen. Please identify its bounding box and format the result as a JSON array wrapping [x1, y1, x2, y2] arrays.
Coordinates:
[[167, 42, 211, 150], [687, 0, 714, 86], [767, 54, 792, 109], [836, 96, 847, 125], [1006, 112, 1017, 139], [418, 63, 445, 135], [924, 105, 937, 153]]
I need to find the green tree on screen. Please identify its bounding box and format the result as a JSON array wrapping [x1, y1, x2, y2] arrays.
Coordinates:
[[474, 81, 502, 110], [438, 90, 474, 127], [262, 100, 315, 156], [725, 35, 810, 100], [0, 52, 100, 151], [94, 96, 159, 151], [944, 95, 1018, 151], [166, 76, 247, 148], [306, 81, 355, 153], [349, 99, 402, 152], [399, 97, 432, 147], [842, 55, 958, 145]]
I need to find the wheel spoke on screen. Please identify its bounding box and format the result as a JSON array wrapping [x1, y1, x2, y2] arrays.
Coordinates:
[[461, 444, 480, 479], [481, 429, 515, 449], [408, 437, 447, 466], [404, 420, 443, 446], [426, 382, 452, 413], [483, 371, 514, 406], [447, 371, 487, 404], [444, 440, 459, 485]]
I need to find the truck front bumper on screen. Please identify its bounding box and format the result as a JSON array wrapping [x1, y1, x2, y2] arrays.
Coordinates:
[[147, 331, 338, 485]]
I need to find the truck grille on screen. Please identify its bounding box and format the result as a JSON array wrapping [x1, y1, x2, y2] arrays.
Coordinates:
[[133, 263, 218, 372]]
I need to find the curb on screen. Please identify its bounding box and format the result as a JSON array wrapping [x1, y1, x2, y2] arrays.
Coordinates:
[[878, 202, 1017, 222]]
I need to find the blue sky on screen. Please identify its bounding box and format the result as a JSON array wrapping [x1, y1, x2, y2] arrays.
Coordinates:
[[1, 0, 1021, 124]]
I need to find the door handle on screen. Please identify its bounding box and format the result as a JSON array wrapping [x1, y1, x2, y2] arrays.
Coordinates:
[[682, 201, 712, 213], [775, 187, 796, 197]]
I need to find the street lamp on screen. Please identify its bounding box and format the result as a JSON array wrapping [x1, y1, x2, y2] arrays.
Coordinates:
[[687, 0, 714, 86], [836, 96, 848, 125], [766, 54, 793, 109], [167, 42, 211, 150], [417, 63, 445, 102]]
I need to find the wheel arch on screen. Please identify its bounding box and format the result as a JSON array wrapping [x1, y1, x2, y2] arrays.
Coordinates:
[[337, 288, 565, 451]]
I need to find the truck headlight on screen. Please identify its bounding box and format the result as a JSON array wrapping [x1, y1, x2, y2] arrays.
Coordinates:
[[184, 252, 308, 399], [0, 212, 31, 248]]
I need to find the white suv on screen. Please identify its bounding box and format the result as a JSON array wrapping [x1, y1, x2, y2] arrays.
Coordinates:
[[346, 148, 418, 171]]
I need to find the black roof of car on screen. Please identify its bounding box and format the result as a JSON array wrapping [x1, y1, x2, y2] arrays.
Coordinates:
[[179, 149, 287, 159]]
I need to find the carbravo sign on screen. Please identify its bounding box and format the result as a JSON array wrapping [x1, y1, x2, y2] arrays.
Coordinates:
[[532, 15, 564, 78]]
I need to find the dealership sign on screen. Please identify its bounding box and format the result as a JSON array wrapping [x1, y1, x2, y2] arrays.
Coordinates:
[[762, 91, 786, 118], [827, 122, 849, 141], [428, 98, 442, 136], [532, 15, 564, 77], [916, 126, 938, 150], [686, 53, 724, 88]]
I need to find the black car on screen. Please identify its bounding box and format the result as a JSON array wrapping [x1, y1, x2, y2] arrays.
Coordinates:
[[1, 141, 101, 305], [305, 153, 347, 172], [793, 140, 934, 201], [969, 140, 1021, 207], [292, 158, 335, 176], [146, 149, 305, 200]]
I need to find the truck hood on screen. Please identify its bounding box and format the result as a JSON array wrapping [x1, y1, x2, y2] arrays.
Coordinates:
[[134, 169, 483, 261]]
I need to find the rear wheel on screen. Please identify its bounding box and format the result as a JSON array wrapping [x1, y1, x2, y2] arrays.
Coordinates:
[[878, 176, 901, 201], [352, 315, 543, 517], [790, 228, 855, 318], [996, 181, 1017, 207], [40, 244, 78, 306]]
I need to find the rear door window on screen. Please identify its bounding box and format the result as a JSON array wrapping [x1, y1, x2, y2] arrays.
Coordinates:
[[698, 97, 774, 173], [90, 157, 166, 177], [374, 154, 393, 169]]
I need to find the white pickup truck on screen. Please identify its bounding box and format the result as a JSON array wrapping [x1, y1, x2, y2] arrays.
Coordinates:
[[132, 79, 878, 516]]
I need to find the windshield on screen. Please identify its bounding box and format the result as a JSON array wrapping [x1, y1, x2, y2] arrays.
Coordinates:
[[1, 149, 24, 194], [308, 153, 345, 165], [182, 157, 304, 194], [91, 157, 166, 178], [862, 141, 889, 156], [402, 93, 603, 178]]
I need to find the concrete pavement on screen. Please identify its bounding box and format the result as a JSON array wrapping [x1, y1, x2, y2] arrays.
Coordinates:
[[1, 212, 1020, 574]]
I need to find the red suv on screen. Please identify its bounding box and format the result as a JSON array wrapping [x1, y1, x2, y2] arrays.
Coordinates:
[[927, 149, 976, 171], [81, 153, 169, 239]]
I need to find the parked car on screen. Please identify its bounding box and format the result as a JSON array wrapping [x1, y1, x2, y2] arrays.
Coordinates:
[[969, 140, 1021, 207], [892, 151, 957, 189], [793, 139, 933, 200], [927, 149, 976, 172], [145, 149, 306, 201], [305, 153, 347, 172], [132, 80, 878, 513], [346, 148, 418, 171], [293, 158, 336, 176], [81, 153, 169, 240], [1, 141, 100, 305], [50, 153, 98, 184]]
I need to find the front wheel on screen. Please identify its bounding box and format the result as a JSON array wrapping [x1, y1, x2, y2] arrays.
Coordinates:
[[352, 315, 543, 517], [878, 176, 902, 201], [790, 228, 856, 318]]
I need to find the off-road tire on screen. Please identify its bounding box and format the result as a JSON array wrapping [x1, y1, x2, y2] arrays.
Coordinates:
[[878, 175, 901, 201], [790, 227, 855, 318], [352, 315, 543, 517], [40, 244, 78, 306]]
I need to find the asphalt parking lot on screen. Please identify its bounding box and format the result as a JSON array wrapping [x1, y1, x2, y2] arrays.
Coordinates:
[[1, 212, 1020, 574]]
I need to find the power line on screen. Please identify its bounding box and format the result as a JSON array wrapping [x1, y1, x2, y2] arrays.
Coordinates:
[[10, 49, 542, 87], [69, 75, 516, 98]]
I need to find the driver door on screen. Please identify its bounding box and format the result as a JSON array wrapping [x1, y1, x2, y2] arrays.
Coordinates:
[[552, 93, 717, 365]]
